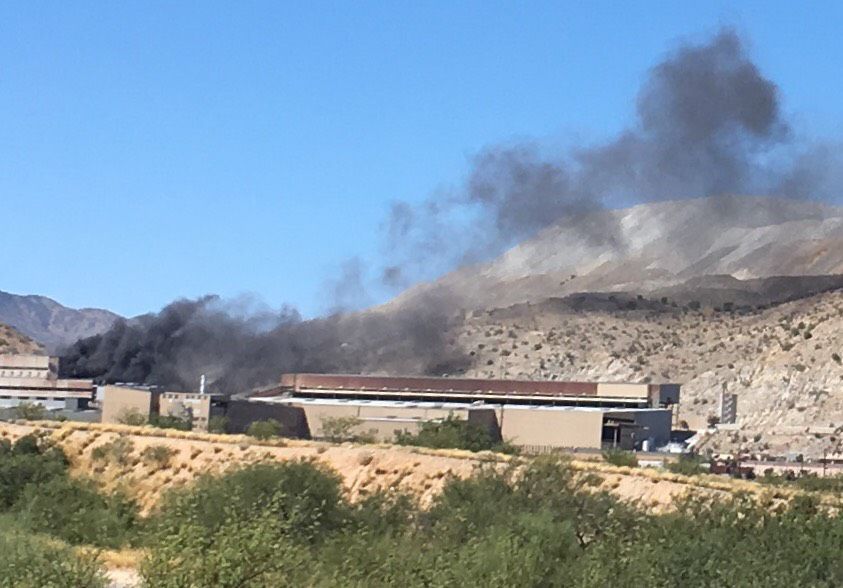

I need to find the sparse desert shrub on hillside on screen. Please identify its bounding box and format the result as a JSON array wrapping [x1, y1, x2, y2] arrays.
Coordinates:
[[602, 449, 638, 468], [246, 419, 282, 440], [142, 444, 177, 468], [90, 436, 134, 466], [0, 526, 106, 588]]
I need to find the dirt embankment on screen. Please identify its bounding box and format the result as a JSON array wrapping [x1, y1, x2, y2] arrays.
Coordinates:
[[4, 420, 836, 515]]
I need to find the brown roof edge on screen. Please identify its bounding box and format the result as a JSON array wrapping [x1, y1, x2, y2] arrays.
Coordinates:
[[278, 373, 605, 397]]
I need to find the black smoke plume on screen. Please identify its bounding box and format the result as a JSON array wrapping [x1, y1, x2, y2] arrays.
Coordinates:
[[61, 291, 469, 394]]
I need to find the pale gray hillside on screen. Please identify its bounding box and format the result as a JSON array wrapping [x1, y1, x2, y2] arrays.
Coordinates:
[[0, 290, 120, 352], [393, 195, 843, 311]]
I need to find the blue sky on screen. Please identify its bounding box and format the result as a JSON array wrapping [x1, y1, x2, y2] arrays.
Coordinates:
[[2, 1, 842, 318]]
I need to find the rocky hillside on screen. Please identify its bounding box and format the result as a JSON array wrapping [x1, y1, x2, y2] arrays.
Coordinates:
[[395, 195, 843, 311], [450, 287, 843, 457], [0, 290, 119, 352], [0, 322, 43, 355]]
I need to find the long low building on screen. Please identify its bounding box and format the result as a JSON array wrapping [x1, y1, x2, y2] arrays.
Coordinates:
[[0, 354, 94, 410], [252, 373, 681, 451]]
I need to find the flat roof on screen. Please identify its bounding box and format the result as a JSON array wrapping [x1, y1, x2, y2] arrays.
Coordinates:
[[273, 373, 679, 401], [255, 396, 670, 414]]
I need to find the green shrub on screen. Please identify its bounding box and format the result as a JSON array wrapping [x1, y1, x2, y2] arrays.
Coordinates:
[[116, 408, 147, 426], [246, 419, 282, 440], [150, 461, 349, 545], [602, 449, 639, 467], [0, 525, 106, 587], [90, 436, 134, 466], [150, 414, 192, 431], [208, 415, 229, 434], [141, 496, 309, 588], [141, 444, 176, 468], [13, 402, 46, 421], [321, 416, 370, 443], [0, 435, 68, 510], [395, 415, 517, 454], [665, 454, 707, 476], [14, 476, 138, 548]]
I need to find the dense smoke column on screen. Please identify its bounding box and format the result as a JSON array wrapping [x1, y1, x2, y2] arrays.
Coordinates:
[[61, 291, 470, 395]]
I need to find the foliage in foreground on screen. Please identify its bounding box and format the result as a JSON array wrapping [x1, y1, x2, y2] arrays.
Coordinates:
[[141, 456, 843, 588], [0, 434, 139, 548], [0, 524, 106, 588]]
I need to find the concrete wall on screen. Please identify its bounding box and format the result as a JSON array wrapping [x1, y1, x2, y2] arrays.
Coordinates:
[[499, 407, 604, 449], [596, 383, 650, 399], [225, 400, 309, 437], [101, 386, 158, 424], [0, 354, 56, 378], [293, 402, 477, 442], [160, 393, 213, 430], [606, 409, 672, 447]]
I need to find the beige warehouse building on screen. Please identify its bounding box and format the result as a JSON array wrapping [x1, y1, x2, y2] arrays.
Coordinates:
[[100, 385, 225, 431], [0, 354, 94, 410], [253, 373, 680, 450]]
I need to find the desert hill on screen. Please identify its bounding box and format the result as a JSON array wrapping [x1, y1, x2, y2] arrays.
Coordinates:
[[0, 290, 119, 352], [0, 322, 43, 355], [395, 195, 843, 311], [450, 286, 843, 457]]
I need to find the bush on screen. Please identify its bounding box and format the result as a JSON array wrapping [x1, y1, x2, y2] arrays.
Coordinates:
[[602, 449, 639, 467], [320, 416, 377, 443], [395, 415, 517, 454], [150, 461, 349, 545], [0, 435, 68, 510], [665, 454, 707, 476], [116, 408, 147, 426], [208, 415, 229, 434], [141, 497, 309, 588], [14, 476, 138, 548], [90, 436, 134, 466], [0, 526, 106, 587], [14, 402, 46, 421], [150, 414, 192, 431], [246, 419, 282, 440], [141, 444, 177, 468]]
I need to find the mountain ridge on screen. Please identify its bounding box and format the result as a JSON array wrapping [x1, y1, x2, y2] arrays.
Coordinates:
[[391, 195, 843, 311], [0, 290, 120, 352]]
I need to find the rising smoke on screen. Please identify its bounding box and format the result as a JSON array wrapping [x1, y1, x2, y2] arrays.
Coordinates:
[[382, 28, 836, 286], [61, 28, 841, 393], [61, 290, 469, 394]]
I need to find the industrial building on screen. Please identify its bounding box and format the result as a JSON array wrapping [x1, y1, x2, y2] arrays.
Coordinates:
[[253, 374, 681, 451], [100, 385, 226, 431], [0, 354, 95, 410]]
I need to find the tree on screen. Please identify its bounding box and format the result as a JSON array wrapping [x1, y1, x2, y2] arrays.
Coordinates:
[[14, 402, 45, 421], [321, 416, 374, 443], [246, 419, 282, 440]]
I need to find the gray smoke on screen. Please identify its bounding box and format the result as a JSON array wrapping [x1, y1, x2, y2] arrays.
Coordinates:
[[60, 28, 842, 394], [61, 290, 469, 394], [383, 28, 836, 286]]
